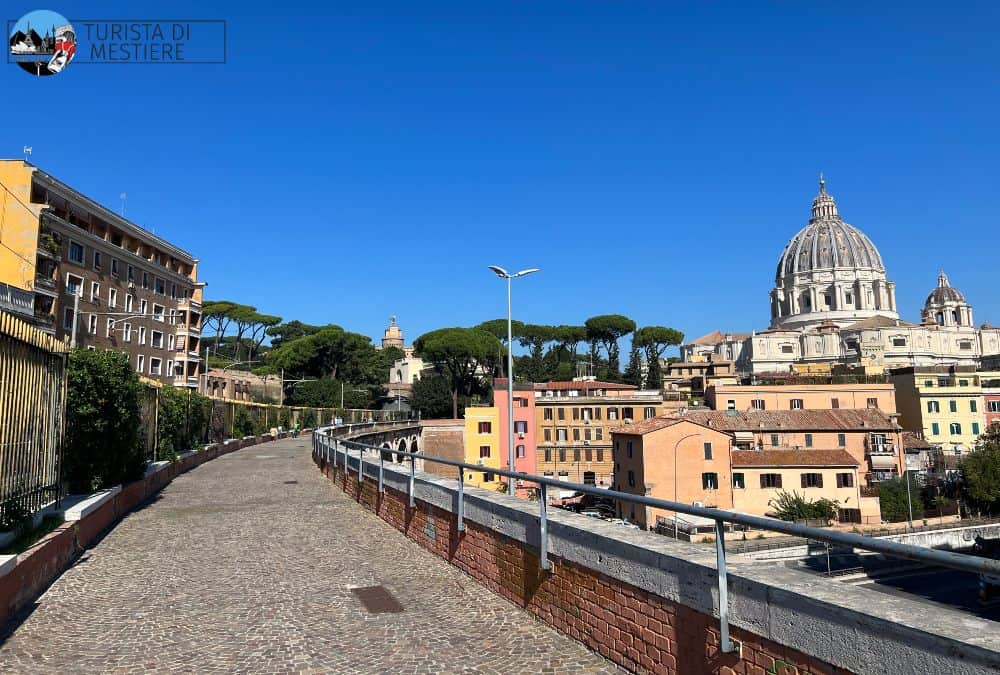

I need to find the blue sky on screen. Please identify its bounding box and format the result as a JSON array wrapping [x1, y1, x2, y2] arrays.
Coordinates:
[[4, 1, 998, 352]]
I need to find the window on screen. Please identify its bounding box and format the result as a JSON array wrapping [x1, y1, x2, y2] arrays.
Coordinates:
[[90, 281, 100, 302], [167, 360, 174, 376], [892, 337, 906, 347], [596, 449, 604, 462], [790, 399, 803, 410], [142, 271, 149, 289], [108, 288, 117, 308], [168, 334, 175, 351], [972, 422, 981, 436], [479, 445, 490, 458], [622, 407, 634, 420], [838, 433, 846, 447], [770, 433, 779, 447], [557, 408, 565, 421], [805, 433, 813, 448], [801, 473, 823, 488], [516, 445, 525, 459], [959, 379, 969, 387], [483, 472, 493, 483], [593, 407, 601, 420], [111, 258, 119, 277], [751, 399, 766, 410], [595, 428, 603, 441], [844, 291, 853, 305], [62, 307, 74, 329], [514, 421, 527, 434], [543, 408, 553, 420], [68, 241, 84, 263], [139, 326, 147, 345], [959, 341, 973, 351], [949, 423, 962, 436], [760, 473, 782, 488], [93, 250, 102, 270], [703, 442, 713, 460], [732, 473, 745, 489], [584, 428, 592, 441], [572, 428, 580, 441], [989, 401, 1000, 413], [627, 441, 633, 458], [583, 471, 596, 485], [780, 345, 794, 354], [607, 408, 618, 420], [140, 299, 148, 316], [931, 422, 940, 436], [543, 429, 551, 442], [644, 407, 655, 419], [65, 273, 83, 297], [556, 428, 567, 442], [151, 331, 163, 349], [558, 448, 566, 462], [831, 398, 840, 409], [149, 357, 161, 375], [123, 323, 132, 343], [127, 265, 135, 282], [152, 304, 165, 322], [949, 400, 958, 413], [106, 318, 114, 337], [866, 398, 878, 409], [572, 408, 579, 420], [836, 472, 854, 488], [727, 400, 736, 410], [88, 314, 97, 334], [136, 354, 145, 373], [585, 447, 592, 461], [155, 278, 166, 295], [628, 470, 635, 487], [170, 282, 176, 299], [702, 472, 718, 490], [970, 400, 978, 413], [927, 401, 940, 413], [573, 448, 581, 462], [924, 380, 934, 387], [477, 421, 491, 434]]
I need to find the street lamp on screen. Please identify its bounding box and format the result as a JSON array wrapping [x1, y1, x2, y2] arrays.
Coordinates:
[[673, 433, 702, 538], [487, 265, 540, 496]]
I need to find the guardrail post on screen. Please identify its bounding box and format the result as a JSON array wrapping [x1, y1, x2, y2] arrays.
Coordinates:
[[715, 519, 737, 654], [457, 467, 465, 532], [358, 446, 364, 484], [378, 453, 384, 494], [539, 483, 551, 571], [408, 455, 415, 508]]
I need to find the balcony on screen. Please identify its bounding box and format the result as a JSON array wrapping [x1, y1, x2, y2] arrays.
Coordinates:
[[0, 282, 35, 319]]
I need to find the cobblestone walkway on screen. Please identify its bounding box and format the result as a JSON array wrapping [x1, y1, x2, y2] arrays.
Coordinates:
[[0, 437, 617, 674]]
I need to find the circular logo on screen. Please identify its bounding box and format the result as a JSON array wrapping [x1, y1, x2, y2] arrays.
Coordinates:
[[9, 9, 76, 76]]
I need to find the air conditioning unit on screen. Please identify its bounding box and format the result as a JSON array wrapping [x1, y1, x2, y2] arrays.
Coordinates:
[[624, 418, 633, 424], [583, 440, 590, 445], [692, 501, 704, 508], [476, 459, 485, 466], [518, 432, 525, 439], [128, 281, 136, 290]]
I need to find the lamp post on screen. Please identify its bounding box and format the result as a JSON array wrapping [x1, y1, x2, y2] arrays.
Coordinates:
[[488, 265, 540, 496], [673, 432, 702, 538]]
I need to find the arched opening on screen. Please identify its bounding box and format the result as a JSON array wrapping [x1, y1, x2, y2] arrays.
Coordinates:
[[410, 439, 419, 455], [396, 439, 407, 463], [935, 312, 944, 325]]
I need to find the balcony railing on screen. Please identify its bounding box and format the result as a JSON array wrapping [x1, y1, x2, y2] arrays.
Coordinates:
[[0, 282, 35, 318]]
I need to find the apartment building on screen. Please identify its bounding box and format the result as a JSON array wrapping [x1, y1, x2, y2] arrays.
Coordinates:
[[983, 372, 1000, 430], [705, 382, 897, 414], [611, 417, 872, 528], [493, 379, 537, 497], [681, 409, 904, 486], [463, 406, 502, 489], [889, 366, 987, 456], [0, 160, 204, 387], [533, 380, 674, 488]]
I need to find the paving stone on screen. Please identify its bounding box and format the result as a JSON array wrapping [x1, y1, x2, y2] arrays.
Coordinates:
[[0, 437, 619, 674]]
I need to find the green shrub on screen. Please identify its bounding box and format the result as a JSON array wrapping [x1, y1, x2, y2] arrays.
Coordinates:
[[64, 349, 145, 493], [232, 405, 256, 437], [877, 474, 925, 522], [768, 490, 838, 522], [300, 410, 316, 428], [157, 386, 212, 459]]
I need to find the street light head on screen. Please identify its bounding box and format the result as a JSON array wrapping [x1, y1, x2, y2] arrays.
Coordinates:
[[513, 268, 540, 278], [487, 265, 509, 278]]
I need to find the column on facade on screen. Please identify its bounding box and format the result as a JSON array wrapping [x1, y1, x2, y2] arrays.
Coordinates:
[[887, 282, 896, 312]]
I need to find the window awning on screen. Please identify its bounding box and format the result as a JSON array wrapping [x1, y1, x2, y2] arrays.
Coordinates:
[[869, 455, 897, 470], [733, 431, 754, 442]]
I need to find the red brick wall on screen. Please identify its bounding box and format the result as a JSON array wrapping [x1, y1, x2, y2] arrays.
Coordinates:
[[317, 452, 846, 675]]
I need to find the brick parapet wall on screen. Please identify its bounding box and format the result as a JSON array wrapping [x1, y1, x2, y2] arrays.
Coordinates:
[[0, 432, 293, 631], [314, 437, 1000, 675]]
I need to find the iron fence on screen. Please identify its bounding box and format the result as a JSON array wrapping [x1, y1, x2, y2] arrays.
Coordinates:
[[314, 423, 1000, 656], [0, 310, 68, 527]]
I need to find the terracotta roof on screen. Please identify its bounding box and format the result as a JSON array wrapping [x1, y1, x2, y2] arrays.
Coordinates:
[[731, 449, 859, 468], [902, 431, 934, 450], [688, 330, 750, 346], [609, 416, 724, 436], [533, 381, 636, 391], [680, 408, 898, 431]]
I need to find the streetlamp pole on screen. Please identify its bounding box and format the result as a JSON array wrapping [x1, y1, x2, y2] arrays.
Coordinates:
[[488, 265, 540, 497]]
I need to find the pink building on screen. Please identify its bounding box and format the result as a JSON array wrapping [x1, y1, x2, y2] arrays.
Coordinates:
[[493, 379, 538, 498], [985, 386, 1000, 430]]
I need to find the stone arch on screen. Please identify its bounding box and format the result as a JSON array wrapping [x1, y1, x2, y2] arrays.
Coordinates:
[[396, 438, 407, 462]]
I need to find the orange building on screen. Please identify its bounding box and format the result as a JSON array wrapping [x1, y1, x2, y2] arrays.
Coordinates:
[[705, 383, 897, 414]]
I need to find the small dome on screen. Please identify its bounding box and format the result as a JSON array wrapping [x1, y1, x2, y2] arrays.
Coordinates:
[[925, 271, 966, 306], [776, 178, 885, 279]]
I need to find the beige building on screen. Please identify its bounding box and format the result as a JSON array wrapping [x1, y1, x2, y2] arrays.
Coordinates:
[[889, 365, 987, 456], [0, 160, 204, 386], [705, 382, 897, 414], [202, 368, 282, 402], [533, 380, 674, 488], [680, 409, 904, 486]]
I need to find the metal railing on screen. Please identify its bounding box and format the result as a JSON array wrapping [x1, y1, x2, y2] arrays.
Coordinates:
[[313, 424, 1000, 656]]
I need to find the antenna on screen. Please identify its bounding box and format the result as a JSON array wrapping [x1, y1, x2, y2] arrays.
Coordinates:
[[23, 146, 32, 162], [120, 193, 127, 217]]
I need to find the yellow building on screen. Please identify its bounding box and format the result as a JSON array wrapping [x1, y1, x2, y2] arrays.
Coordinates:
[[463, 406, 502, 488], [890, 366, 987, 455], [0, 161, 44, 314]]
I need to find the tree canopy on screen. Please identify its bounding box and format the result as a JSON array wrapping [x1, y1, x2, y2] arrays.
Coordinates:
[[960, 425, 1000, 514], [414, 327, 502, 418], [585, 314, 636, 379]]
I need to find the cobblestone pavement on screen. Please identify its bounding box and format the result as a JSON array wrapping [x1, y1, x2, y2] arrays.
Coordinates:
[[0, 436, 618, 674]]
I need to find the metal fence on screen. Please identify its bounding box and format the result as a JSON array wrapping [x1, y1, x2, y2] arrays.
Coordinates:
[[314, 424, 1000, 656], [0, 310, 68, 527]]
